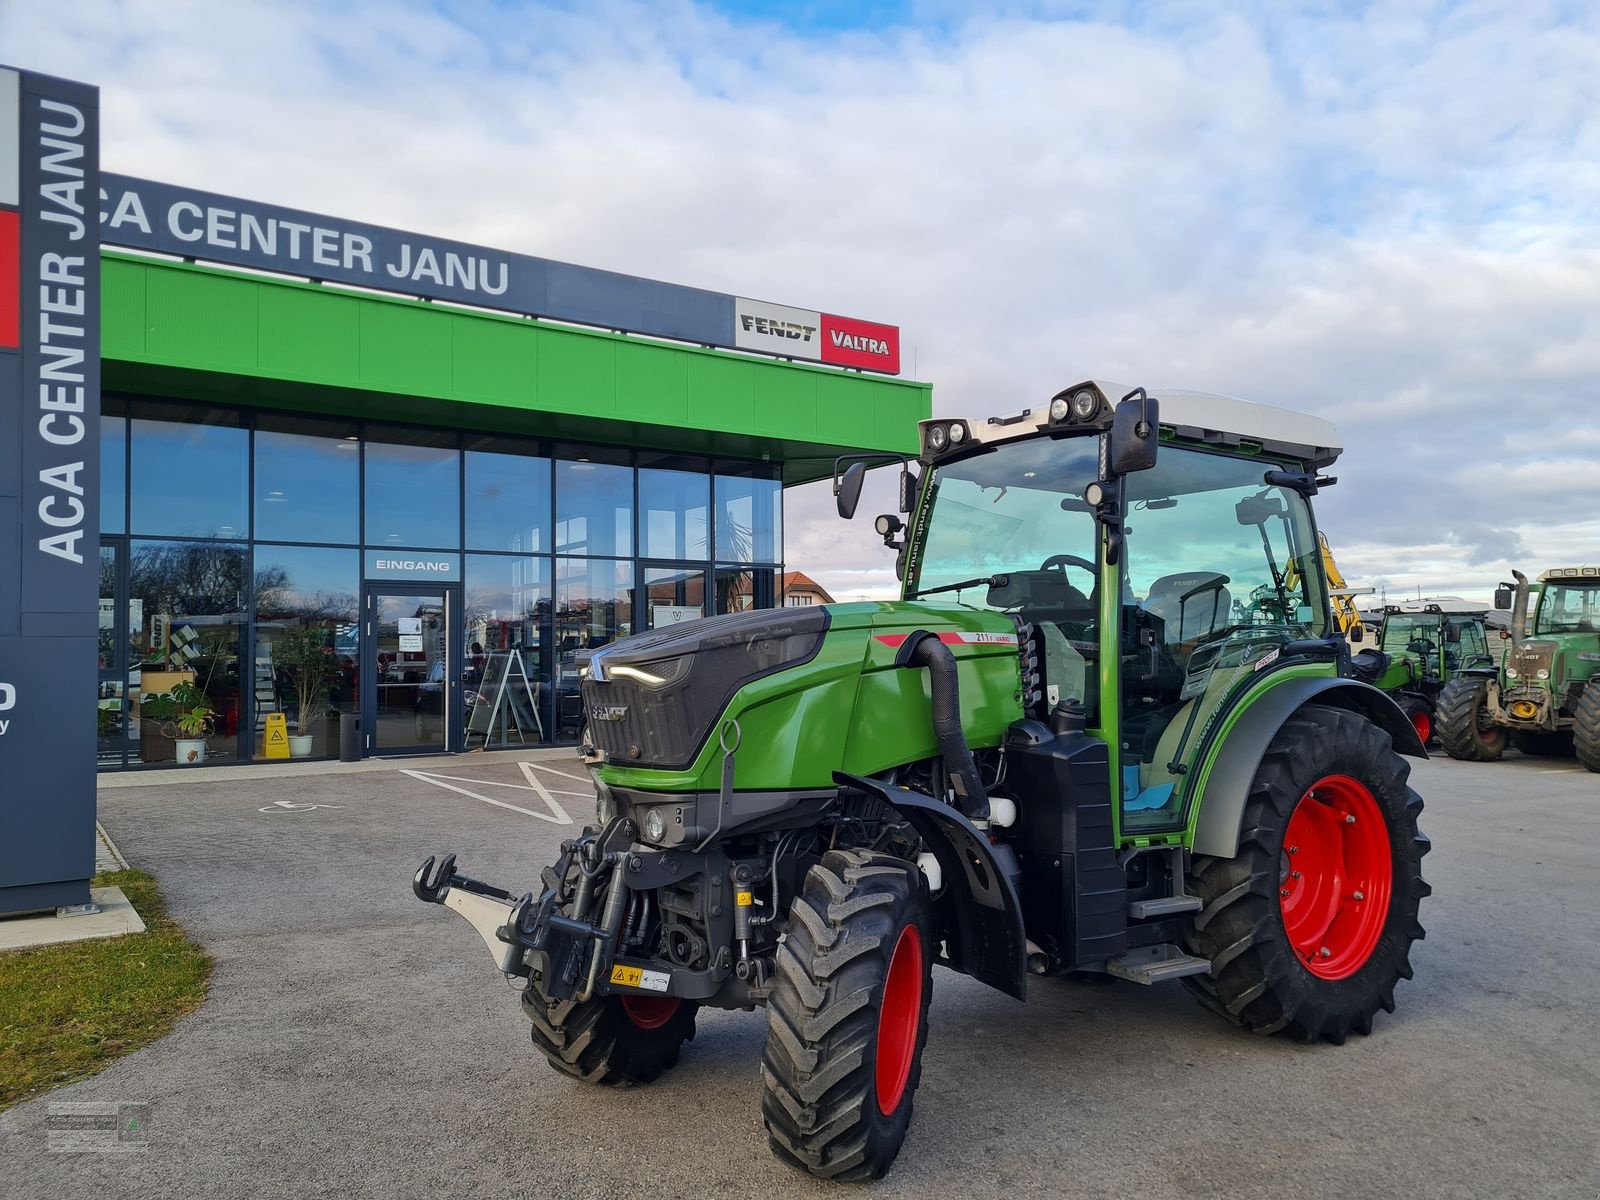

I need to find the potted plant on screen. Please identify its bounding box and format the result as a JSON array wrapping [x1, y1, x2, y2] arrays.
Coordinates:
[[275, 625, 336, 758], [162, 680, 215, 765]]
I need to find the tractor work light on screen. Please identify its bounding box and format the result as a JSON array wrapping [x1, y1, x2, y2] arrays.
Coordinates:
[[1049, 396, 1071, 422], [1045, 383, 1106, 424], [927, 425, 948, 451], [1071, 388, 1098, 420], [947, 422, 967, 444], [921, 420, 973, 457]]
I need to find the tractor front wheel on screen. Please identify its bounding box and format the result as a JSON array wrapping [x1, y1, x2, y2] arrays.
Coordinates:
[[762, 848, 932, 1182], [1436, 678, 1507, 761], [524, 990, 697, 1086], [1573, 682, 1600, 773], [1183, 704, 1430, 1043], [1396, 695, 1435, 745]]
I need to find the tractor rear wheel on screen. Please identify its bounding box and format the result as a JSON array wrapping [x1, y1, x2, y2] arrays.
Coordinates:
[[1436, 678, 1507, 761], [762, 848, 932, 1182], [524, 990, 697, 1086], [1183, 704, 1430, 1043], [1573, 682, 1600, 773]]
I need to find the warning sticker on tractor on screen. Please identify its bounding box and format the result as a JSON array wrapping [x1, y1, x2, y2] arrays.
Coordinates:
[[736, 890, 754, 906], [610, 964, 670, 992]]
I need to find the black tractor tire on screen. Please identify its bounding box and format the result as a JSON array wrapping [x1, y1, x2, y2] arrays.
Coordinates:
[[1509, 731, 1575, 757], [1435, 677, 1507, 761], [524, 990, 697, 1086], [761, 848, 933, 1182], [1395, 694, 1436, 745], [1183, 704, 1430, 1044], [1574, 683, 1600, 773]]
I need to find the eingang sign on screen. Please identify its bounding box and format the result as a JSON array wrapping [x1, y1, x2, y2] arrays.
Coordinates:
[[98, 174, 902, 375]]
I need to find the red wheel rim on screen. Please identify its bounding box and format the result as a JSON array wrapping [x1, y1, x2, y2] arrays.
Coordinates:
[[1411, 709, 1432, 742], [620, 995, 680, 1030], [1278, 774, 1392, 980], [874, 924, 924, 1115]]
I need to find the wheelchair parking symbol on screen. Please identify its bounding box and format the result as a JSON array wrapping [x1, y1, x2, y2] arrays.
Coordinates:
[[257, 800, 346, 814]]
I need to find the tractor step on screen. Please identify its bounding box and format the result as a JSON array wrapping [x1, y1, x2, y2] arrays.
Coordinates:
[[1105, 943, 1211, 985], [1128, 894, 1203, 918]]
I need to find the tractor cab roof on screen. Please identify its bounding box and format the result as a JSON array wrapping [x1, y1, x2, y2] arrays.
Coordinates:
[[1381, 598, 1488, 617], [1538, 566, 1600, 584], [925, 379, 1341, 470]]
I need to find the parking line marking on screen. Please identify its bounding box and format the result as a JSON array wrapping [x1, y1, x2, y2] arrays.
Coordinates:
[[400, 768, 572, 824], [520, 761, 590, 783], [1536, 768, 1585, 774]]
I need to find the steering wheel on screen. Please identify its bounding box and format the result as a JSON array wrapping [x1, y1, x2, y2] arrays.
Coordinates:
[[1040, 553, 1097, 577], [1407, 639, 1437, 656]]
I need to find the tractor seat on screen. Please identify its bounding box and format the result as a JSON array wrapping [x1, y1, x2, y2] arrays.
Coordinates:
[[1349, 649, 1390, 683], [1142, 572, 1232, 648], [987, 570, 1094, 623]]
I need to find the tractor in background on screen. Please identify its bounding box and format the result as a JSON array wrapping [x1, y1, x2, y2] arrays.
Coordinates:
[[1437, 567, 1600, 767], [1368, 600, 1495, 743]]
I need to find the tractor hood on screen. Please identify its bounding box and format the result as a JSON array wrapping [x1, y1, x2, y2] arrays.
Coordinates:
[[583, 606, 832, 770], [581, 601, 1022, 777]]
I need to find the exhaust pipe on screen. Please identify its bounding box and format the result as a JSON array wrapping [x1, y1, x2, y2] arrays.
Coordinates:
[[1510, 570, 1531, 648], [899, 632, 989, 820]]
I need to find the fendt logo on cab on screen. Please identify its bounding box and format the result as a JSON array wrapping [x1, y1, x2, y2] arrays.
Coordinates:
[[590, 705, 629, 723]]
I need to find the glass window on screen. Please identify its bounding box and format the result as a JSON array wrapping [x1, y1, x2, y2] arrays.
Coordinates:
[[716, 565, 779, 614], [639, 455, 709, 560], [465, 438, 551, 553], [715, 468, 782, 563], [365, 430, 460, 550], [644, 565, 708, 628], [254, 418, 360, 544], [556, 455, 632, 558], [555, 558, 634, 740], [101, 413, 126, 534], [464, 554, 554, 745], [126, 540, 247, 765], [252, 545, 360, 759], [130, 409, 247, 539], [1118, 447, 1328, 832]]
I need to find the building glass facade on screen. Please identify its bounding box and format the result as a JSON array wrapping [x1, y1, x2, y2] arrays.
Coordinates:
[[95, 394, 784, 769]]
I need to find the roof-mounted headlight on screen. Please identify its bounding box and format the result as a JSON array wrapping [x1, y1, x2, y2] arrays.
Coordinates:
[[921, 420, 973, 457], [947, 422, 966, 444], [927, 424, 948, 452], [1046, 383, 1106, 424]]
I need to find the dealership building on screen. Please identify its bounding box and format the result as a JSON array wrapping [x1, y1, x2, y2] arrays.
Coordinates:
[[2, 68, 930, 810]]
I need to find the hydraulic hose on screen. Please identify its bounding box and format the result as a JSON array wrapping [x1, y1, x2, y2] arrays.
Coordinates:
[[900, 632, 990, 820]]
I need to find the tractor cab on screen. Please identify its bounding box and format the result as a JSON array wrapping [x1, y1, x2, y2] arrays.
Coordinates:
[[898, 381, 1345, 836]]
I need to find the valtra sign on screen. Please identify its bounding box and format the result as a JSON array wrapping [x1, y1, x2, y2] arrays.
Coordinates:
[[734, 297, 901, 375]]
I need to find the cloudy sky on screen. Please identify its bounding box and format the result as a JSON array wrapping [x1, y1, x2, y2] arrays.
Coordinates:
[[7, 0, 1598, 604]]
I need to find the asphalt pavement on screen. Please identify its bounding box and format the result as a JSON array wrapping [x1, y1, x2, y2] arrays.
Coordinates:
[[2, 748, 1596, 1200]]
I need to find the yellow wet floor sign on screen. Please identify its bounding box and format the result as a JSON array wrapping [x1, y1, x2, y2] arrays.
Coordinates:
[[263, 712, 290, 759]]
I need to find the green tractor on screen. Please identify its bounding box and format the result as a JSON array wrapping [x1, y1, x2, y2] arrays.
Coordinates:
[[1367, 601, 1496, 744], [414, 381, 1431, 1180], [1436, 567, 1600, 767]]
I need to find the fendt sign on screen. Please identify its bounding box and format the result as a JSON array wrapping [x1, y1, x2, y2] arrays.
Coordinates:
[[98, 174, 903, 376], [0, 65, 100, 914]]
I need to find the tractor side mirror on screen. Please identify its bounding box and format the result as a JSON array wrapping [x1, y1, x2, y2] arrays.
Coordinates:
[[1446, 624, 1461, 643], [835, 461, 867, 519], [1349, 624, 1365, 644], [898, 465, 918, 514], [1110, 390, 1160, 475], [1493, 585, 1513, 610]]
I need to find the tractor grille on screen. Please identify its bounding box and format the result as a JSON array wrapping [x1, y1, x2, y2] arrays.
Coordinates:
[[1509, 641, 1557, 687], [581, 607, 829, 769]]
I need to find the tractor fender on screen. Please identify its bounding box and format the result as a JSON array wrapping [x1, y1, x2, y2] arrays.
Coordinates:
[[834, 771, 1027, 1001], [1191, 677, 1427, 860]]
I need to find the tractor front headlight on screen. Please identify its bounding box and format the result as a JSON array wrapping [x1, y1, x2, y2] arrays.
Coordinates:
[[1536, 668, 1550, 680], [642, 807, 667, 844], [1506, 667, 1518, 679]]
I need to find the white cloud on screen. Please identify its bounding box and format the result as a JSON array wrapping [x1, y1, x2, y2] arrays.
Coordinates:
[[4, 0, 1598, 605]]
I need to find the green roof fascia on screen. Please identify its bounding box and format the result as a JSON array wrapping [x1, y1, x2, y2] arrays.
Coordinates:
[[100, 252, 930, 485]]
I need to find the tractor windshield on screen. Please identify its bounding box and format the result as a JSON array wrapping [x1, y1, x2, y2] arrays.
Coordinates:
[[1381, 615, 1441, 656], [910, 435, 1101, 717], [1536, 584, 1600, 633]]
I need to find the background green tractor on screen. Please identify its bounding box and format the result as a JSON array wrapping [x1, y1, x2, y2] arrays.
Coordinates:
[[1368, 601, 1495, 743], [1437, 567, 1600, 767], [415, 381, 1431, 1181]]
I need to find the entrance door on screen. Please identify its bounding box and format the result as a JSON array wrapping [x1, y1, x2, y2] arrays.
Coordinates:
[[642, 564, 710, 630], [363, 587, 457, 756]]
